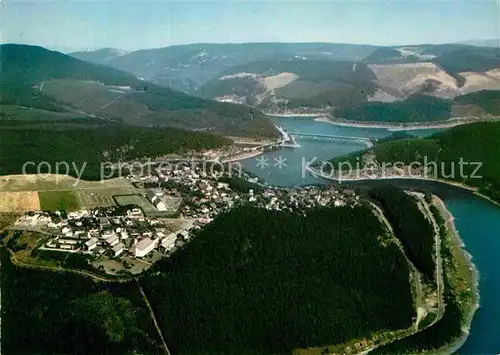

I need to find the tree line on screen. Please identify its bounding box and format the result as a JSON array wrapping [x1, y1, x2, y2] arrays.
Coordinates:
[[0, 123, 231, 180]]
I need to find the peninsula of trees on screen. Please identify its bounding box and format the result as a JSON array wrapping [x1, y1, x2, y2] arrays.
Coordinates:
[[141, 205, 415, 354]]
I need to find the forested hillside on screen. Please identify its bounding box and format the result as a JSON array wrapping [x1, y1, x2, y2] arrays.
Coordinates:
[[141, 205, 414, 354], [368, 186, 436, 281], [0, 44, 278, 137], [334, 96, 453, 123], [433, 47, 500, 75], [328, 122, 500, 202], [372, 205, 469, 353], [200, 59, 377, 109], [0, 120, 231, 179], [454, 90, 500, 115], [71, 42, 378, 92], [0, 247, 163, 354]]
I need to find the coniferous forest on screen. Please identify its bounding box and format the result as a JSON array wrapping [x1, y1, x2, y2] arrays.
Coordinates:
[[371, 204, 465, 353], [141, 205, 415, 355], [369, 186, 436, 281], [0, 121, 231, 180], [0, 248, 164, 355]]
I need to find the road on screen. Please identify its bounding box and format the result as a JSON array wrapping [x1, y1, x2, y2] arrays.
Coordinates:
[[139, 284, 171, 355], [356, 200, 445, 355], [412, 193, 445, 321], [369, 201, 425, 322]]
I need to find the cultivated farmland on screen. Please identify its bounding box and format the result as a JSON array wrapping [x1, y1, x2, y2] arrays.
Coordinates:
[[0, 175, 139, 211], [0, 192, 40, 212]]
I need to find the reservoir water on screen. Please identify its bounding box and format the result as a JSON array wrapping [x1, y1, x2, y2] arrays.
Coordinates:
[[242, 117, 500, 354]]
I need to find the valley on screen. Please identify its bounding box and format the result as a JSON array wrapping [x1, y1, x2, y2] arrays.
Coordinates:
[[2, 31, 500, 355]]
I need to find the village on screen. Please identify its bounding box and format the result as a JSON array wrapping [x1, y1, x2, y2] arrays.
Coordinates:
[[12, 162, 359, 276]]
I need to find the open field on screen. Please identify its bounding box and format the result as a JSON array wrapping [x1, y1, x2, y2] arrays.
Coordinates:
[[0, 174, 139, 211], [161, 196, 183, 214], [0, 192, 40, 212], [114, 194, 158, 214], [76, 187, 138, 209], [39, 190, 79, 212]]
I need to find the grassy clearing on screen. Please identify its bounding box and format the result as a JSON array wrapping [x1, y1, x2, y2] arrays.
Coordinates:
[[38, 190, 79, 211], [114, 194, 157, 214]]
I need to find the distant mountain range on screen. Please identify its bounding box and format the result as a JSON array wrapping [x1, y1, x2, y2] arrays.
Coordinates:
[[0, 44, 277, 138], [3, 41, 500, 133], [70, 43, 378, 93], [198, 45, 500, 116], [69, 42, 500, 118], [457, 39, 500, 48], [69, 48, 130, 63]]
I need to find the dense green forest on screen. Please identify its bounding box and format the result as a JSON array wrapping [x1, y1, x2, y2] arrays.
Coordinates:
[[141, 205, 414, 355], [0, 247, 163, 354], [0, 122, 231, 179], [334, 96, 453, 123], [217, 175, 266, 194], [372, 273, 462, 353], [364, 47, 404, 63], [433, 47, 500, 76], [454, 90, 500, 115], [372, 203, 467, 353], [368, 186, 436, 281], [285, 84, 371, 110]]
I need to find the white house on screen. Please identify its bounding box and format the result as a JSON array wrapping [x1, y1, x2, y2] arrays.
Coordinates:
[[85, 237, 98, 251], [104, 234, 119, 247], [112, 243, 125, 257], [134, 238, 158, 258], [161, 233, 177, 251]]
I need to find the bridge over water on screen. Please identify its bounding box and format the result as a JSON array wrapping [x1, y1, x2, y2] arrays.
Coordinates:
[[288, 131, 374, 146]]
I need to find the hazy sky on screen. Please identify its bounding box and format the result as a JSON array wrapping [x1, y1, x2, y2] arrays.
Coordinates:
[[2, 0, 499, 52]]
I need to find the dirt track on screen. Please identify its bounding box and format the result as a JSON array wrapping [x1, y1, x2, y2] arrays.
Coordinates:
[[0, 174, 133, 192]]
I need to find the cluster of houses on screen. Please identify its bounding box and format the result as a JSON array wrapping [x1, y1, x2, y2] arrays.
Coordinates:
[[15, 206, 194, 261], [13, 162, 359, 275], [133, 163, 358, 220]]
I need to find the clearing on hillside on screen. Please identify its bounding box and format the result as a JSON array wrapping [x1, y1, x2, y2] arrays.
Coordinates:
[[38, 190, 80, 212], [368, 63, 460, 98]]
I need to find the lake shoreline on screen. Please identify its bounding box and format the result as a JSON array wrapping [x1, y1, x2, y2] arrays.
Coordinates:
[[432, 196, 480, 355], [314, 117, 476, 131], [266, 113, 482, 131]]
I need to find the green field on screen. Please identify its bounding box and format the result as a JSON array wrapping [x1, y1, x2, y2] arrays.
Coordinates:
[[38, 190, 79, 212], [76, 187, 138, 209], [114, 194, 158, 214]]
